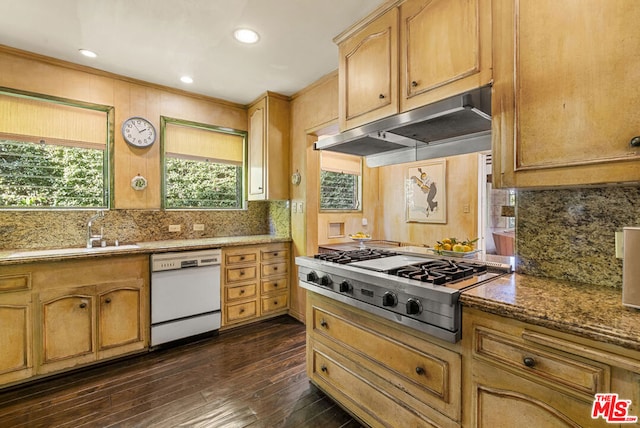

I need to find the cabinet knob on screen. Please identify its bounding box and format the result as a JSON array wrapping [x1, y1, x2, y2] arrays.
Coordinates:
[[273, 266, 278, 271], [240, 256, 245, 260], [239, 308, 245, 314], [411, 80, 419, 87], [415, 366, 425, 375], [379, 94, 385, 99], [273, 253, 278, 257], [105, 298, 111, 304], [274, 282, 279, 287], [239, 270, 245, 276], [320, 319, 328, 328], [320, 365, 328, 373], [239, 289, 245, 294], [273, 300, 278, 305], [523, 356, 536, 368], [79, 302, 87, 309], [631, 136, 640, 147]]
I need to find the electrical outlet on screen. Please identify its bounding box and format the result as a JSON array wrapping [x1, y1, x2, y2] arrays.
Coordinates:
[[193, 224, 205, 231], [168, 224, 181, 232], [463, 204, 470, 213], [362, 218, 368, 226], [298, 202, 304, 213], [292, 202, 297, 213], [615, 231, 624, 259]]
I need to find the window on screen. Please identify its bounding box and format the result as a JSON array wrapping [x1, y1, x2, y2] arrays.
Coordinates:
[[319, 150, 362, 211], [162, 117, 246, 209], [0, 90, 111, 209]]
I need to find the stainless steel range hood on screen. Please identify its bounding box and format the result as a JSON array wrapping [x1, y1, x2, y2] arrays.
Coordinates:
[[315, 85, 491, 167]]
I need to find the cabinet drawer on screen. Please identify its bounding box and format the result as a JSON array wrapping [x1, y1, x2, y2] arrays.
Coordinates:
[[225, 252, 257, 265], [225, 283, 257, 301], [261, 249, 288, 261], [474, 326, 608, 397], [261, 293, 288, 314], [225, 301, 257, 323], [261, 262, 287, 277], [0, 274, 31, 293], [313, 306, 454, 403], [225, 266, 257, 283], [261, 278, 288, 294]]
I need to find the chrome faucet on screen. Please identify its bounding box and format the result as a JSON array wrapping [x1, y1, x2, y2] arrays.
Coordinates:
[[86, 210, 105, 248]]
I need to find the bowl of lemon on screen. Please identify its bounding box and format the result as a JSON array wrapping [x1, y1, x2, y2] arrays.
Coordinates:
[[349, 232, 371, 249], [431, 237, 480, 257]]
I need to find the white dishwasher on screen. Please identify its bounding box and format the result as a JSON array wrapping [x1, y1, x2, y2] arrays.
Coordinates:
[[151, 249, 221, 346]]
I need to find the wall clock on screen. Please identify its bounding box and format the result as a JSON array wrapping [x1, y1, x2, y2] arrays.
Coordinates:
[[122, 116, 156, 148]]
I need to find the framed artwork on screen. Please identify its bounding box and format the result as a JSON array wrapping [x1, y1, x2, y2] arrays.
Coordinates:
[[405, 160, 446, 223]]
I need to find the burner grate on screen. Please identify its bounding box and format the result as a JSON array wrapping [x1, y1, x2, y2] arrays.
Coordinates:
[[314, 249, 398, 264]]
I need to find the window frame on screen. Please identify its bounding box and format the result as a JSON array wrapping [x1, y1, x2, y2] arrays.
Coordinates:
[[318, 150, 363, 213], [0, 87, 114, 210], [160, 116, 248, 210]]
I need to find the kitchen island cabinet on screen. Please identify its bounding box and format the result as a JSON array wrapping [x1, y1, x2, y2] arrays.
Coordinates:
[[492, 0, 640, 188], [0, 255, 148, 388], [307, 292, 462, 428]]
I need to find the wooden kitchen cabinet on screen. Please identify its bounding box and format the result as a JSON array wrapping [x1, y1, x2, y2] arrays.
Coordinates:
[[337, 6, 399, 131], [462, 308, 640, 427], [221, 242, 289, 328], [0, 256, 148, 387], [336, 0, 491, 131], [307, 292, 462, 428], [0, 273, 32, 386], [492, 0, 640, 188], [399, 0, 492, 112], [247, 92, 290, 201]]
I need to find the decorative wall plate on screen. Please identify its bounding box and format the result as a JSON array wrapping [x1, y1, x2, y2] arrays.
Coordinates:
[[131, 174, 148, 191]]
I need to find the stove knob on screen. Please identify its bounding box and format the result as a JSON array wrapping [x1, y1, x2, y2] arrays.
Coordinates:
[[406, 298, 423, 315], [319, 274, 333, 286], [339, 280, 352, 293], [382, 291, 398, 307], [306, 271, 319, 283]]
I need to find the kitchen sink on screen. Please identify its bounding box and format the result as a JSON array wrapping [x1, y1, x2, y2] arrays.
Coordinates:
[[6, 244, 140, 259]]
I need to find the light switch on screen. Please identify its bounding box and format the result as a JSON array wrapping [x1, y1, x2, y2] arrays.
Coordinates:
[[292, 202, 297, 213]]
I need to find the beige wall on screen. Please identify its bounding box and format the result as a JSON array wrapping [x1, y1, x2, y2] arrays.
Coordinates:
[[0, 46, 247, 210], [378, 154, 480, 246]]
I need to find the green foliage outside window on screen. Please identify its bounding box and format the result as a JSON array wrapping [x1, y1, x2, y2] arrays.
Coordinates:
[[320, 170, 360, 210], [0, 140, 105, 208], [165, 157, 242, 209]]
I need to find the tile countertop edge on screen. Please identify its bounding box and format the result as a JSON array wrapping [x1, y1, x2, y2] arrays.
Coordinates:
[[460, 273, 640, 352], [0, 235, 292, 266]]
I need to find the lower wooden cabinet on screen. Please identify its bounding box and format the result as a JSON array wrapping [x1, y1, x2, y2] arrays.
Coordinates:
[[0, 255, 148, 388], [462, 308, 640, 427], [307, 292, 462, 428], [221, 242, 289, 328]]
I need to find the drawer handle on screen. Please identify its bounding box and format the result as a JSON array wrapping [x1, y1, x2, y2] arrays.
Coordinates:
[[320, 319, 328, 328], [379, 94, 385, 99], [415, 367, 425, 375], [523, 357, 536, 368], [320, 365, 328, 373]]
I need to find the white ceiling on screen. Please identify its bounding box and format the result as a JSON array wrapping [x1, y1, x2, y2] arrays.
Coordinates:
[[0, 0, 384, 105]]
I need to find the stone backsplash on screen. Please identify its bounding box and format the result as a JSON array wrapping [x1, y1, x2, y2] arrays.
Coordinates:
[[516, 186, 640, 288], [0, 200, 290, 250]]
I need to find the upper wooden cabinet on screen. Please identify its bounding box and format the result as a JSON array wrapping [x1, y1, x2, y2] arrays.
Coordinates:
[[492, 0, 640, 188], [247, 92, 290, 201], [338, 7, 399, 131], [400, 0, 492, 112], [336, 0, 492, 131]]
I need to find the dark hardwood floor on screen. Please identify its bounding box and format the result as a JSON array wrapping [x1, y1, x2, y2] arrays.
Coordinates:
[[0, 316, 364, 428]]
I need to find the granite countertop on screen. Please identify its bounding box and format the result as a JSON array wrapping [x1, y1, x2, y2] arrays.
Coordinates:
[[461, 273, 640, 352], [0, 235, 291, 265]]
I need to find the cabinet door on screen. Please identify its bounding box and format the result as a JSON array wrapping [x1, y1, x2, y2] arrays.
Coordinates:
[[97, 281, 144, 354], [339, 7, 399, 130], [248, 97, 266, 200], [492, 0, 640, 188], [472, 360, 610, 427], [400, 0, 491, 112], [39, 288, 95, 373], [0, 292, 32, 384]]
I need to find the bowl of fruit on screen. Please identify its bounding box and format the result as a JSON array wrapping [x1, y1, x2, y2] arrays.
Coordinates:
[[349, 232, 372, 249], [431, 237, 480, 258]]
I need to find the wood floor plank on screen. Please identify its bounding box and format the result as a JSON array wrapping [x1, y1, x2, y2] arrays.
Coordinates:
[[0, 316, 363, 428]]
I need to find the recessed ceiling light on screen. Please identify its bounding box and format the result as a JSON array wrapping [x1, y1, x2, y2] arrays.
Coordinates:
[[233, 28, 260, 44], [78, 49, 97, 58], [180, 75, 194, 84]]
